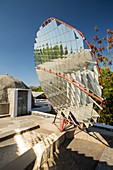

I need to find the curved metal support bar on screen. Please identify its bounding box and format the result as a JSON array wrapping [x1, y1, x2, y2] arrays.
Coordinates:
[[41, 17, 91, 49], [37, 66, 103, 103]]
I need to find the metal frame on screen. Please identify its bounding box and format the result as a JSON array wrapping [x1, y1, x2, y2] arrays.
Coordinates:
[[36, 66, 103, 103], [36, 17, 104, 114]]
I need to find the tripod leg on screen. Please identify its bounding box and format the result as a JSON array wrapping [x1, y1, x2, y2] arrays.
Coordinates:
[[53, 110, 58, 123]]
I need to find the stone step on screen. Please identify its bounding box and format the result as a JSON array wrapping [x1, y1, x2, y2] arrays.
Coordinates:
[[41, 137, 104, 170], [96, 147, 113, 170], [0, 127, 53, 169], [1, 131, 66, 170], [74, 128, 109, 145]]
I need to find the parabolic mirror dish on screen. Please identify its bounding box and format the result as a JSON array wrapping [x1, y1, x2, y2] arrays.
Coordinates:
[[34, 17, 103, 126]]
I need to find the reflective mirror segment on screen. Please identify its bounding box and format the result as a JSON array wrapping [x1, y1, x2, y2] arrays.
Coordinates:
[[34, 17, 103, 127]]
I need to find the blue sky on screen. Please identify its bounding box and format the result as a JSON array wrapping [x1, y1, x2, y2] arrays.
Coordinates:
[[0, 0, 113, 86]]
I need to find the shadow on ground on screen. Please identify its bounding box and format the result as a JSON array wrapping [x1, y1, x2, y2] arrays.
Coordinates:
[[88, 127, 113, 148], [45, 139, 113, 170], [40, 128, 113, 170], [0, 143, 19, 169]]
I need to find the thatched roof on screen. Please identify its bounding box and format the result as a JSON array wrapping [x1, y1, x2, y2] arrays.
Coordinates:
[[0, 75, 29, 103]]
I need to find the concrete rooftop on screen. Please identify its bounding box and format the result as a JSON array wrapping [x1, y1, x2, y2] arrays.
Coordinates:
[[0, 114, 113, 170]]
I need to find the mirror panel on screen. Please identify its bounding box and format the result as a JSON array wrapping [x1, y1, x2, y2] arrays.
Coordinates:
[[34, 18, 102, 125]]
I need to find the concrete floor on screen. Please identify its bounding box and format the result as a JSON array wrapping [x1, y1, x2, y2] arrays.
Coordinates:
[[0, 114, 113, 170]]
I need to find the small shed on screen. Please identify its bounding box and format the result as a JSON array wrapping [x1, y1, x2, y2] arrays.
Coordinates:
[[0, 75, 31, 116], [32, 91, 47, 100]]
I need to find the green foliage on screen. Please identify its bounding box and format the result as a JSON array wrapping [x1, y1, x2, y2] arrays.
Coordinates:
[[30, 86, 43, 92], [91, 28, 113, 125], [98, 68, 113, 125], [53, 45, 60, 58], [34, 43, 69, 65], [64, 46, 68, 55], [60, 44, 63, 57]]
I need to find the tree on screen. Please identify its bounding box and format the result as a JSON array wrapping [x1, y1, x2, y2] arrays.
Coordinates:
[[34, 49, 42, 65], [97, 68, 113, 125], [64, 46, 68, 55], [90, 27, 113, 125], [30, 86, 43, 92], [90, 28, 113, 69], [53, 45, 60, 59], [60, 44, 64, 57]]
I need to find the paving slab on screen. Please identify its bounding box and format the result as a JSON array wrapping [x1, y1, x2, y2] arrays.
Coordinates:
[[0, 115, 60, 137], [1, 115, 113, 170], [0, 115, 63, 169]]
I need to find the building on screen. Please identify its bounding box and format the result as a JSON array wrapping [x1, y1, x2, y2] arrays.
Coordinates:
[[0, 75, 32, 117]]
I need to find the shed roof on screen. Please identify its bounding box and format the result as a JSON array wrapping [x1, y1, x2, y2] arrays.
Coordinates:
[[32, 91, 44, 97]]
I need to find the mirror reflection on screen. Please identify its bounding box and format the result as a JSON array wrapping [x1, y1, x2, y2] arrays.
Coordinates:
[[34, 18, 102, 125]]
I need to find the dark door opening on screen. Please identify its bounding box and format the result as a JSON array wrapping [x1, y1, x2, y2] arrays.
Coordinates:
[[17, 90, 28, 116]]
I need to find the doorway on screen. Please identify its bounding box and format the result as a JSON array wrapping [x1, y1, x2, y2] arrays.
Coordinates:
[[17, 90, 28, 116]]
